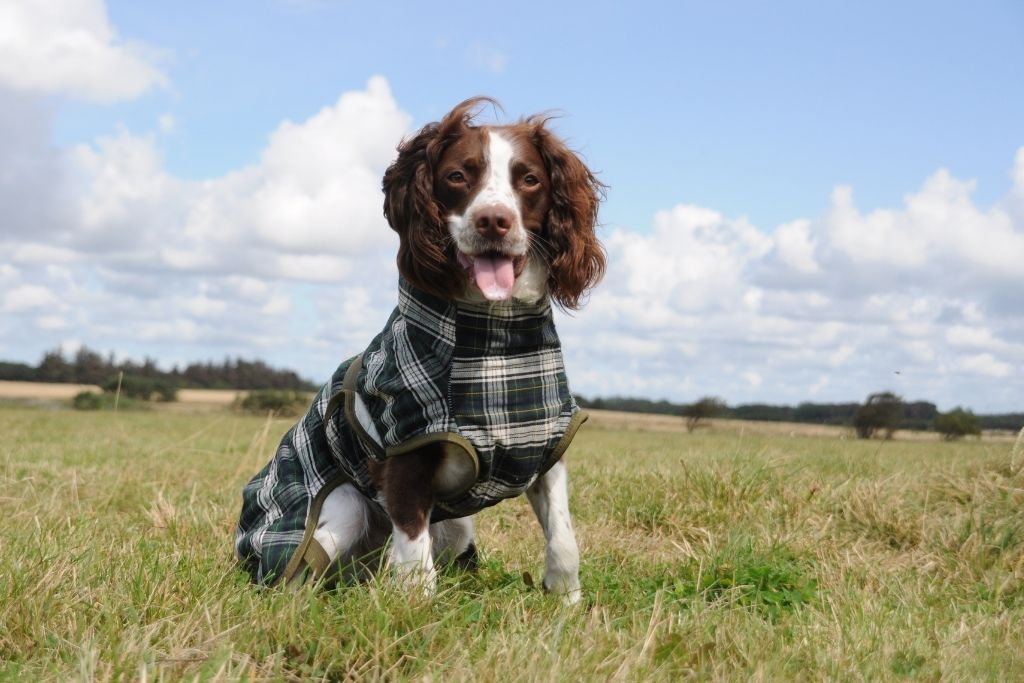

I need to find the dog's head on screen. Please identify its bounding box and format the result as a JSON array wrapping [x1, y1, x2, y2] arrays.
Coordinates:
[[382, 98, 605, 308]]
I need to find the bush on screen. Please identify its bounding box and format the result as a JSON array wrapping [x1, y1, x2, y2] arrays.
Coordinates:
[[933, 408, 981, 441], [102, 374, 178, 402], [71, 391, 147, 411], [72, 391, 104, 410], [852, 391, 903, 439], [681, 396, 726, 433], [235, 389, 312, 417]]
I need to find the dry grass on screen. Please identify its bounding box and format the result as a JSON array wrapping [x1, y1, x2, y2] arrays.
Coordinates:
[[1, 405, 1022, 681], [0, 381, 242, 406], [0, 380, 102, 400], [175, 389, 243, 405]]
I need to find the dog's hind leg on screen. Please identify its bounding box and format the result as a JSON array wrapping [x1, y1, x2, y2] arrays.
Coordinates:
[[526, 458, 582, 604], [312, 483, 389, 583], [430, 516, 477, 569]]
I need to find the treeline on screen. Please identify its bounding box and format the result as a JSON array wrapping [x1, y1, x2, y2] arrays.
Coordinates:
[[576, 395, 1024, 432], [0, 346, 317, 391]]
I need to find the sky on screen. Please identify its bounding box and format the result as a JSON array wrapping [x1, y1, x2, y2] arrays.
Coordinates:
[[1, 0, 1023, 412]]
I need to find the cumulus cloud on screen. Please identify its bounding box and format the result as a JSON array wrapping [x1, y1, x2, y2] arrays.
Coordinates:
[[0, 0, 167, 102], [0, 88, 75, 239], [820, 173, 1024, 287], [559, 154, 1024, 412], [0, 76, 409, 377]]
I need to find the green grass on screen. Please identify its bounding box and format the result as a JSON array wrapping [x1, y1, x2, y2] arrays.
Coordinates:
[[1, 406, 1022, 681]]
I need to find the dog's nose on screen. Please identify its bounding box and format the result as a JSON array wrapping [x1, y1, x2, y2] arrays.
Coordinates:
[[474, 205, 513, 239]]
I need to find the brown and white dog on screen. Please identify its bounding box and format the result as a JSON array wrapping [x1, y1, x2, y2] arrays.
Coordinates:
[[311, 98, 604, 602]]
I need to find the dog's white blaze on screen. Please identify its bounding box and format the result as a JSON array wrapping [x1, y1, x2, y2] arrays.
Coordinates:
[[447, 130, 528, 257], [526, 459, 582, 604], [429, 516, 475, 563]]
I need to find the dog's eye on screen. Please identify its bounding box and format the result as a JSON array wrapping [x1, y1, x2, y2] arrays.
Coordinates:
[[523, 174, 540, 187], [447, 171, 466, 183]]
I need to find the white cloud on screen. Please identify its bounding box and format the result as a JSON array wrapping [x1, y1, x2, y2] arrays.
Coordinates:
[[70, 130, 186, 249], [2, 284, 59, 312], [0, 76, 409, 381], [604, 204, 771, 311], [945, 325, 997, 349], [828, 345, 855, 367], [961, 353, 1011, 378], [36, 315, 69, 331], [0, 0, 167, 102], [771, 219, 820, 274], [820, 170, 1024, 286], [560, 148, 1024, 411], [59, 340, 82, 356], [51, 75, 407, 278]]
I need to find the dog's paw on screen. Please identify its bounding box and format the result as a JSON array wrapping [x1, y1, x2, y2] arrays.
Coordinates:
[[391, 561, 439, 598], [542, 574, 582, 605]]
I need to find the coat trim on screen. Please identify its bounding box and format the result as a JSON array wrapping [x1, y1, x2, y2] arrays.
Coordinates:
[[276, 470, 351, 586]]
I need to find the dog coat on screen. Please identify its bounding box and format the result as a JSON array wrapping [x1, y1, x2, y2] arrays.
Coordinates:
[[235, 280, 587, 584]]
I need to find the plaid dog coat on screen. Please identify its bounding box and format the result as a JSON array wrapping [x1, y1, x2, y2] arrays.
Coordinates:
[[235, 280, 587, 584]]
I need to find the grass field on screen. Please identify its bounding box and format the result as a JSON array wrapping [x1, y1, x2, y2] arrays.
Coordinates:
[[1, 404, 1022, 681]]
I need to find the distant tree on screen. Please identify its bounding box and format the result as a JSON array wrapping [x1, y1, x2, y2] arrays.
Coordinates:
[[235, 389, 311, 417], [0, 361, 36, 382], [977, 413, 1024, 432], [852, 391, 904, 439], [73, 347, 108, 385], [102, 374, 178, 402], [730, 403, 796, 422], [794, 401, 861, 425], [901, 401, 939, 431], [36, 349, 72, 383], [933, 408, 981, 441], [681, 396, 726, 433]]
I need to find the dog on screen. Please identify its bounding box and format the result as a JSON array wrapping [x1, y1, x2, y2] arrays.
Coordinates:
[[235, 98, 604, 603]]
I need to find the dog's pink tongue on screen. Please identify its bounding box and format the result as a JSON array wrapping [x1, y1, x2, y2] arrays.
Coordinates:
[[473, 255, 515, 301]]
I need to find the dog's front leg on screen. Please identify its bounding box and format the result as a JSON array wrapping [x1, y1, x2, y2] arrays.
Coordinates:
[[526, 458, 581, 604], [380, 453, 439, 596]]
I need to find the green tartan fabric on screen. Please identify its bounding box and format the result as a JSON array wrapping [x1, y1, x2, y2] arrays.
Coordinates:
[[235, 280, 581, 584]]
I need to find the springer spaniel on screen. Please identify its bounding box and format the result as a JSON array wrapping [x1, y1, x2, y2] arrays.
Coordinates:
[[235, 98, 604, 603]]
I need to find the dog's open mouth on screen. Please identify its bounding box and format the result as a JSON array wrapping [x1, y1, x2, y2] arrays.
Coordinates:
[[457, 251, 527, 301]]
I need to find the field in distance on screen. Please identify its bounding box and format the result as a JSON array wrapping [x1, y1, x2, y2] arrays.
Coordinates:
[[0, 379, 242, 405], [2, 380, 1013, 442], [1, 403, 1022, 680]]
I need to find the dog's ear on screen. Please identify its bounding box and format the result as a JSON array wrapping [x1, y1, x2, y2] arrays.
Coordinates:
[[382, 98, 498, 298], [382, 120, 452, 295], [531, 123, 606, 309]]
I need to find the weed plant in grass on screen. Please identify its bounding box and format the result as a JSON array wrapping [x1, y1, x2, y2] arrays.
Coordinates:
[[1, 407, 1022, 680]]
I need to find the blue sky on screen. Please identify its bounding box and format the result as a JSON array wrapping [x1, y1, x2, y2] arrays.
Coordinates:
[[54, 1, 1024, 232], [2, 0, 1024, 412]]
